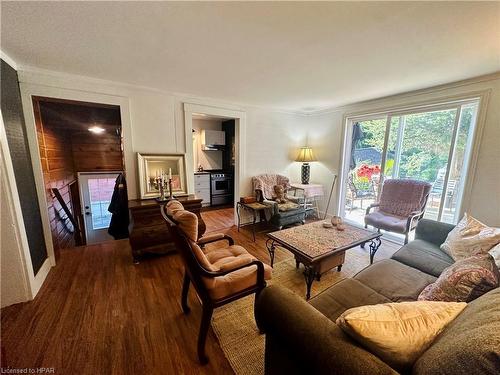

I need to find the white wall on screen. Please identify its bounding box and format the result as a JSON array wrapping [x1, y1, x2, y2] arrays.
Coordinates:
[[17, 69, 308, 201], [192, 118, 223, 171], [307, 74, 500, 226], [242, 109, 312, 195], [0, 138, 30, 307]]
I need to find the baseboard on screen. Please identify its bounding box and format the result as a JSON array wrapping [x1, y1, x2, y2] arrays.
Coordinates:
[[29, 257, 53, 299]]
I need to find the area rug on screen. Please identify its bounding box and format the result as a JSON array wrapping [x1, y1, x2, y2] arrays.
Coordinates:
[[211, 248, 371, 375]]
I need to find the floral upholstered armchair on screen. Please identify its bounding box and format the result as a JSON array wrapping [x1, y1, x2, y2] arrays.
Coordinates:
[[364, 179, 432, 244], [252, 174, 306, 229]]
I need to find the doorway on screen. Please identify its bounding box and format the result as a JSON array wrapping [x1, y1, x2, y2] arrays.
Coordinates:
[[79, 172, 122, 244], [340, 99, 480, 229], [32, 97, 125, 254], [184, 103, 245, 226]]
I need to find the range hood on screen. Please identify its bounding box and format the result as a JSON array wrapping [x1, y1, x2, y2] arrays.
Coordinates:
[[202, 144, 225, 151], [201, 129, 225, 151]]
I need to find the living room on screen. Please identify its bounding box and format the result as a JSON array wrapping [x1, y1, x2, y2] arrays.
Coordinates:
[[1, 2, 499, 375]]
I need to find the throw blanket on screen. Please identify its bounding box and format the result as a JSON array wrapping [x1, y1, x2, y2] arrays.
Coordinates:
[[252, 174, 291, 200], [379, 179, 431, 217]]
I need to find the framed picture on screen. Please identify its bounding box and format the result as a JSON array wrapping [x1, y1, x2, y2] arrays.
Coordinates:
[[137, 153, 187, 199]]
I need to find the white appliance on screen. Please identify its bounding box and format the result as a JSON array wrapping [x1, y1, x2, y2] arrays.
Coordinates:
[[194, 173, 211, 207], [201, 129, 225, 150]]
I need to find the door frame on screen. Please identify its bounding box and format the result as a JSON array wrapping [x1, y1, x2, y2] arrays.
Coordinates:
[[336, 91, 490, 225], [78, 171, 122, 245], [19, 85, 133, 270], [183, 103, 246, 225]]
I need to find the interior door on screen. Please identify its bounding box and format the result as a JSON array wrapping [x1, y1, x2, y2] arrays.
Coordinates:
[[79, 172, 121, 244]]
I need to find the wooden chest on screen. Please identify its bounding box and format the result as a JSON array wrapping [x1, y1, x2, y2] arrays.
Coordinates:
[[128, 196, 205, 263]]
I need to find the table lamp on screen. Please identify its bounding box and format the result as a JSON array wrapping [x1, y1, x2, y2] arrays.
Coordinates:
[[295, 146, 316, 184]]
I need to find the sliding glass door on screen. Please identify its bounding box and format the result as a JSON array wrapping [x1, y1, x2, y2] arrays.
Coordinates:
[[341, 99, 479, 227]]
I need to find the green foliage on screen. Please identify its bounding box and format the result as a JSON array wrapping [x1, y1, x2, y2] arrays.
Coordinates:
[[355, 106, 474, 183]]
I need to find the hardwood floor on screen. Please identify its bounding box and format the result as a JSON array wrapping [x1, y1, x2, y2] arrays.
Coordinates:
[[1, 208, 400, 374]]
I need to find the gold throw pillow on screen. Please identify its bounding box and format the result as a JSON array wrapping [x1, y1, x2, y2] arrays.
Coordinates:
[[336, 301, 466, 370]]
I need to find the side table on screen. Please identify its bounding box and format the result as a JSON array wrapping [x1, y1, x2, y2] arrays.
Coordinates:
[[289, 183, 324, 218], [236, 201, 269, 241]]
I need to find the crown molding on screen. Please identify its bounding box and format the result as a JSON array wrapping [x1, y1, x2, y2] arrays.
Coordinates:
[[306, 71, 500, 116], [0, 50, 18, 70], [14, 64, 500, 118], [17, 65, 307, 117]]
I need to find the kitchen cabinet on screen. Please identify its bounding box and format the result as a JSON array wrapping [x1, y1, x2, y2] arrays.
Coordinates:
[[201, 129, 225, 147], [194, 173, 211, 207]]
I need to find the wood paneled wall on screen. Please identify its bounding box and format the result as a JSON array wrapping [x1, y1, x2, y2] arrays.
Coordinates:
[[71, 130, 123, 172], [34, 98, 124, 252], [35, 105, 76, 252]]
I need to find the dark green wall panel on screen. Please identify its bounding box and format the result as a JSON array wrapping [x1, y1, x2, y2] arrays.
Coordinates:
[[1, 59, 48, 274]]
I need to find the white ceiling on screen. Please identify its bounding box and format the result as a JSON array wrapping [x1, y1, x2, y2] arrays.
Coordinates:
[[2, 2, 499, 112]]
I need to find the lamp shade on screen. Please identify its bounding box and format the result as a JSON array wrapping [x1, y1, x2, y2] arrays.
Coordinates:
[[295, 147, 316, 163]]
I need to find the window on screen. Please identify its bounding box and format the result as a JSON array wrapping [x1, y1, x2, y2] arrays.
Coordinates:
[[340, 98, 480, 228]]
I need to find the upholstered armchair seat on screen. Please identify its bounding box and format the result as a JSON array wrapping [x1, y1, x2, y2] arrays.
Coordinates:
[[364, 209, 407, 233], [202, 244, 273, 300], [364, 179, 432, 244]]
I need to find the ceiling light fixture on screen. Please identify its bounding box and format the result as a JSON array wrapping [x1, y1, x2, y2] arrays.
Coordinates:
[[88, 126, 105, 134]]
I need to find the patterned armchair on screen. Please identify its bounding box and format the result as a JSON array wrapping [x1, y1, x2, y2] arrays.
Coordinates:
[[252, 174, 306, 230], [364, 179, 432, 244]]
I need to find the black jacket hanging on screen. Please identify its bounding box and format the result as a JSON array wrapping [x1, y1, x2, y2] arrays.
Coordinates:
[[108, 173, 129, 239]]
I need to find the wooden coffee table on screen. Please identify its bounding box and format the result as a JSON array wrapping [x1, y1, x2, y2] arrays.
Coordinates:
[[266, 222, 382, 299]]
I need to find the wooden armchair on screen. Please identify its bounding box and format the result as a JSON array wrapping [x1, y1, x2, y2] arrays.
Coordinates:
[[161, 200, 272, 364], [364, 179, 431, 244]]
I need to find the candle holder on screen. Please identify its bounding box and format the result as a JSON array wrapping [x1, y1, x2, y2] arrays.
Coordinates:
[[168, 178, 176, 201], [155, 176, 169, 202]]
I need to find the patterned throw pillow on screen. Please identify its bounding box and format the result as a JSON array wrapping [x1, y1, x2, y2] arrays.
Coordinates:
[[440, 213, 500, 261], [418, 254, 500, 303]]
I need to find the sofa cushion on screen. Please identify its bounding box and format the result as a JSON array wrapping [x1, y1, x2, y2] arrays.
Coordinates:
[[277, 201, 300, 212], [413, 287, 500, 375], [310, 278, 391, 322], [364, 210, 407, 233], [354, 259, 436, 302], [418, 254, 500, 303], [392, 239, 454, 277], [275, 206, 305, 218]]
